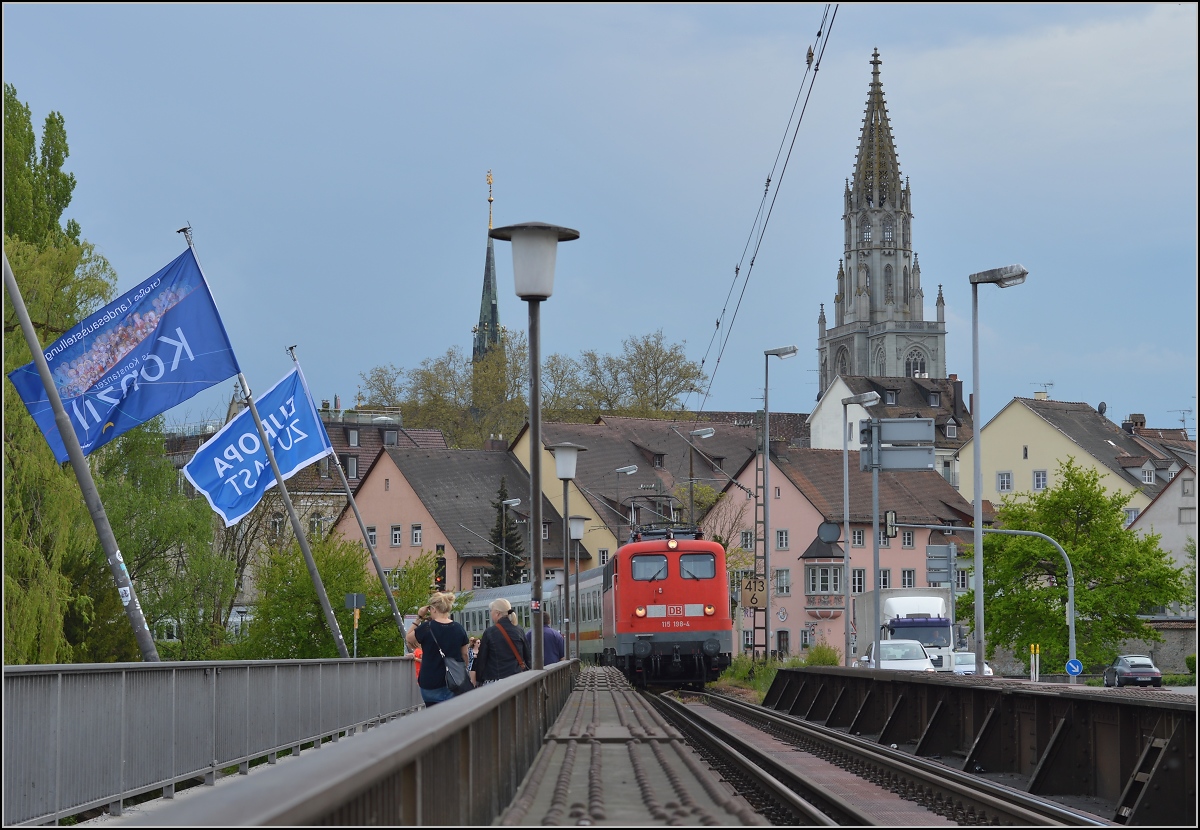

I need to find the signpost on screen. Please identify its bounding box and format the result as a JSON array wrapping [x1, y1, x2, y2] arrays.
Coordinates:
[[741, 577, 767, 609], [345, 593, 366, 658]]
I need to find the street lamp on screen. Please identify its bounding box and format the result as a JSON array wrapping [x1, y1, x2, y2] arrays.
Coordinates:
[[687, 427, 715, 525], [841, 390, 880, 666], [614, 465, 637, 540], [763, 344, 798, 660], [491, 221, 580, 671], [969, 263, 1028, 677], [500, 497, 521, 586], [569, 514, 587, 659], [551, 442, 587, 661]]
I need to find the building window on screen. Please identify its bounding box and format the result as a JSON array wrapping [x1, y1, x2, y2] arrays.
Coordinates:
[[391, 525, 403, 547], [902, 530, 914, 548], [342, 455, 358, 479], [799, 628, 812, 648], [852, 529, 864, 547], [712, 457, 724, 471], [473, 567, 484, 589], [319, 457, 331, 478], [545, 568, 556, 581], [878, 530, 890, 548], [808, 566, 840, 594], [271, 514, 284, 536], [366, 526, 376, 548], [653, 454, 664, 467], [902, 569, 915, 589], [775, 569, 791, 596], [542, 523, 549, 540], [997, 472, 1013, 493], [1123, 508, 1140, 527], [1183, 478, 1195, 496], [956, 569, 970, 590], [1023, 445, 1028, 460], [776, 529, 789, 550], [885, 390, 898, 405], [852, 568, 865, 594], [905, 350, 926, 378], [411, 524, 422, 546], [1033, 470, 1048, 491], [883, 217, 894, 241], [520, 569, 529, 583], [384, 478, 390, 491], [945, 423, 957, 439], [743, 628, 754, 650], [1168, 470, 1177, 481], [1141, 468, 1155, 484], [861, 220, 871, 243], [740, 530, 754, 551], [879, 569, 891, 590], [309, 515, 325, 535], [929, 392, 941, 407], [599, 549, 609, 566], [384, 429, 398, 446], [774, 486, 781, 499], [1180, 507, 1196, 524], [348, 428, 359, 447]]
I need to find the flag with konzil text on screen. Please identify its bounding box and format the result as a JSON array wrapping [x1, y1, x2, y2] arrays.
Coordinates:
[[182, 366, 334, 526], [7, 247, 240, 463]]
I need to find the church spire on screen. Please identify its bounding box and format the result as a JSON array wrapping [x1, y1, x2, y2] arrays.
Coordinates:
[[851, 48, 903, 210], [473, 170, 502, 364]]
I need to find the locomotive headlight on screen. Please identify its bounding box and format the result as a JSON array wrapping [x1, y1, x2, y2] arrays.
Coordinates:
[[635, 606, 647, 618], [667, 538, 678, 549], [704, 605, 716, 616]]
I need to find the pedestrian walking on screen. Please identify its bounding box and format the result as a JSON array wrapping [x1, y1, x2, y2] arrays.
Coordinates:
[[526, 612, 566, 664], [472, 598, 529, 685]]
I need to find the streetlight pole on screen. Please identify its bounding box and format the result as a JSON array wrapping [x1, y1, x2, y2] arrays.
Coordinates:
[[842, 390, 880, 666], [969, 264, 1028, 677], [551, 442, 586, 662], [491, 221, 579, 671], [763, 344, 797, 660], [614, 465, 637, 541], [500, 497, 520, 587], [569, 514, 586, 660]]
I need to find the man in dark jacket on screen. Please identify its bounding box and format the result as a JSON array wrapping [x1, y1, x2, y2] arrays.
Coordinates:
[[472, 598, 530, 684], [527, 612, 566, 664]]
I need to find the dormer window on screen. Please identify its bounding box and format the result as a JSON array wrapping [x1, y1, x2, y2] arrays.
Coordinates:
[[1141, 468, 1155, 484], [885, 390, 898, 405], [653, 453, 664, 468], [347, 428, 360, 447], [384, 429, 398, 446], [712, 457, 725, 472], [929, 392, 941, 408], [945, 422, 957, 439]]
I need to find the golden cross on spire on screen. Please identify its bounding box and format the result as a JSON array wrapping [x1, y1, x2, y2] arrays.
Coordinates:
[[487, 170, 494, 229]]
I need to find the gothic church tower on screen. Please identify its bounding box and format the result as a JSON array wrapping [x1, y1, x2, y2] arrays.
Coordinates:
[[816, 50, 946, 398], [473, 170, 503, 365]]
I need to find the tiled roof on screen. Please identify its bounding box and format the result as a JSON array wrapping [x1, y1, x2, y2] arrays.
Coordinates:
[[838, 376, 973, 450], [771, 447, 983, 527], [1016, 398, 1168, 496], [702, 411, 811, 447]]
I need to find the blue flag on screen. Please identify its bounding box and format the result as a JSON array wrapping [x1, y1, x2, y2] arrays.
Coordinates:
[[7, 248, 241, 463], [183, 367, 334, 526]]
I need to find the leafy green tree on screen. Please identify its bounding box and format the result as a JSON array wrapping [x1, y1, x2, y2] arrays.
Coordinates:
[[4, 82, 80, 246], [483, 478, 526, 587], [959, 458, 1189, 672]]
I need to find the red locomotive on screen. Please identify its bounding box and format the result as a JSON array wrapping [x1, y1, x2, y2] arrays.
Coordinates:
[[600, 525, 734, 687]]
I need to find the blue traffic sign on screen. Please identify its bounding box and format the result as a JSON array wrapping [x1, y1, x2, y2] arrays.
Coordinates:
[[1065, 659, 1083, 676]]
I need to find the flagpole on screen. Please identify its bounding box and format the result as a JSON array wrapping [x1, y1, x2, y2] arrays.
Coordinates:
[[4, 253, 160, 661], [287, 349, 406, 643], [237, 371, 350, 658]]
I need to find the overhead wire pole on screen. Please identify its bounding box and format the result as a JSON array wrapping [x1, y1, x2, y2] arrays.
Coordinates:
[[4, 253, 160, 661]]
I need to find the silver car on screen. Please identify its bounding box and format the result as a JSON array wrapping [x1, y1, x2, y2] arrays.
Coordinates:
[[859, 639, 937, 671], [951, 651, 993, 676]]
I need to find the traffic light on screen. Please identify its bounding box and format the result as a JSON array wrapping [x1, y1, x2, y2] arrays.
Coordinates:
[[884, 510, 898, 538], [859, 419, 873, 446], [434, 556, 447, 591]]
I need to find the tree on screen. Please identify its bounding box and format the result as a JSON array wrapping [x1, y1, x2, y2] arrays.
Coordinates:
[[483, 478, 526, 587], [960, 458, 1189, 672], [356, 362, 405, 408], [4, 82, 80, 246]]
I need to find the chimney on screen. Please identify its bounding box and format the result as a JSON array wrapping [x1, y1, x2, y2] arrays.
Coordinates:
[[1121, 418, 1134, 434], [321, 399, 330, 410], [1034, 391, 1047, 400], [1130, 413, 1146, 429], [953, 378, 963, 421]]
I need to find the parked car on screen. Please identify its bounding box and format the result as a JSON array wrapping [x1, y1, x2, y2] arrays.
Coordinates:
[[858, 639, 937, 671], [951, 651, 994, 676], [1103, 655, 1162, 687]]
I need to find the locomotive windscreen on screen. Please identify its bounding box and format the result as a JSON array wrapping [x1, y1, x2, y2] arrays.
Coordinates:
[[679, 553, 715, 579], [630, 555, 668, 580]]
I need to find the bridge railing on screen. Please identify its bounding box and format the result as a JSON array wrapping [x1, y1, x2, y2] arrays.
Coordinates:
[[125, 660, 581, 826], [2, 657, 420, 826]]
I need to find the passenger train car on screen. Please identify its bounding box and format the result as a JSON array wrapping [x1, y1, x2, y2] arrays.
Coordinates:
[[456, 525, 733, 687]]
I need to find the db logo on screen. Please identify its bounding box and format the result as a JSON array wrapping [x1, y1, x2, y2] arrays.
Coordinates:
[[667, 605, 683, 616]]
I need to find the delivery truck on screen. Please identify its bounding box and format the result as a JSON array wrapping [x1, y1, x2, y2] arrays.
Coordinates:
[[854, 587, 958, 671]]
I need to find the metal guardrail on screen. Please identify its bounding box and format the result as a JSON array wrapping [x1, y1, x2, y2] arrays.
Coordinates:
[[125, 660, 581, 826], [2, 657, 420, 826]]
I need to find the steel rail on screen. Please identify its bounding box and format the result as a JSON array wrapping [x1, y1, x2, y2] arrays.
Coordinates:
[[648, 692, 861, 826], [704, 691, 1110, 826]]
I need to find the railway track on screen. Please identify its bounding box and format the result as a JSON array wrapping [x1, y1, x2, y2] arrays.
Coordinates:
[[648, 690, 1114, 826]]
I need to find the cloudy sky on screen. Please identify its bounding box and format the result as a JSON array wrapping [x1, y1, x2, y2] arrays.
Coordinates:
[[4, 3, 1196, 436]]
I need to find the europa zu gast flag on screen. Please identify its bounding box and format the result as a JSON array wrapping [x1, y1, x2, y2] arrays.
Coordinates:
[[183, 366, 334, 526], [7, 248, 240, 463]]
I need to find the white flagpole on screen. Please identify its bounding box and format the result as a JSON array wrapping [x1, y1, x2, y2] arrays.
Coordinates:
[[288, 348, 407, 643]]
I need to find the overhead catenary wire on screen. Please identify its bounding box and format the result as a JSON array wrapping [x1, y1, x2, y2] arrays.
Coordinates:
[[687, 5, 839, 415]]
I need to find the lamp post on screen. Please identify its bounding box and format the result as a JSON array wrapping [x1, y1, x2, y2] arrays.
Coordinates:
[[569, 514, 587, 659], [614, 465, 637, 540], [841, 390, 880, 666], [551, 442, 586, 661], [491, 221, 580, 671], [762, 344, 798, 660], [500, 497, 521, 586], [679, 427, 716, 525], [969, 264, 1028, 677]]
